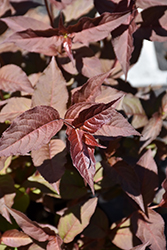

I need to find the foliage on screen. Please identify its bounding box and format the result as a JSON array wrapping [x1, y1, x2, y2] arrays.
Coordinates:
[[0, 0, 167, 249]]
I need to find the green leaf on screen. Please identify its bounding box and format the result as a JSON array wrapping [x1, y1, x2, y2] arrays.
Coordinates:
[[58, 197, 98, 243]]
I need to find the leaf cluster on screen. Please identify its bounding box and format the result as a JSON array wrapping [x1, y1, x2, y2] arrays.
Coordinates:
[[0, 0, 167, 249]]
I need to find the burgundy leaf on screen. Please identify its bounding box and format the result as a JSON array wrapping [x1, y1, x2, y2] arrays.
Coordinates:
[[131, 209, 166, 250], [1, 16, 51, 32], [0, 64, 33, 93], [94, 108, 140, 137], [134, 6, 167, 42], [94, 0, 117, 14], [0, 106, 63, 157], [72, 101, 123, 134], [67, 128, 96, 193], [65, 102, 94, 121], [32, 57, 68, 117], [136, 149, 158, 206], [1, 229, 33, 247], [71, 69, 114, 104], [70, 12, 131, 44], [0, 97, 31, 123], [5, 207, 50, 242], [83, 133, 106, 148], [5, 29, 64, 56], [103, 160, 145, 212], [111, 9, 138, 79]]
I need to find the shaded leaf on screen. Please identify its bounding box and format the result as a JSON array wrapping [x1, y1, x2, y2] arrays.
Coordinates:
[[5, 207, 50, 242], [140, 112, 163, 151], [112, 9, 138, 79], [131, 209, 166, 250], [31, 139, 66, 193], [60, 168, 87, 199], [0, 106, 63, 157], [122, 94, 148, 129], [134, 6, 167, 42], [58, 197, 98, 243], [1, 229, 32, 247], [136, 149, 158, 206], [32, 57, 68, 117], [0, 174, 16, 223], [83, 207, 109, 239], [0, 64, 33, 93], [102, 160, 145, 212], [0, 97, 31, 123]]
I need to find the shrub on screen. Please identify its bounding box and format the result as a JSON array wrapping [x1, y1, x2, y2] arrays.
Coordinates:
[[0, 0, 167, 249]]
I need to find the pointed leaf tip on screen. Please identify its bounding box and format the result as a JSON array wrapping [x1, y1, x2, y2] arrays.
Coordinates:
[[0, 106, 63, 157]]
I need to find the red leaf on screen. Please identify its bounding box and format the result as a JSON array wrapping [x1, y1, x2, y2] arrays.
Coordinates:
[[94, 108, 140, 137], [68, 128, 96, 193], [4, 12, 130, 56], [111, 9, 138, 79], [0, 106, 63, 157], [83, 133, 106, 148], [5, 207, 50, 242], [71, 69, 114, 104], [72, 101, 122, 134], [131, 209, 166, 250]]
